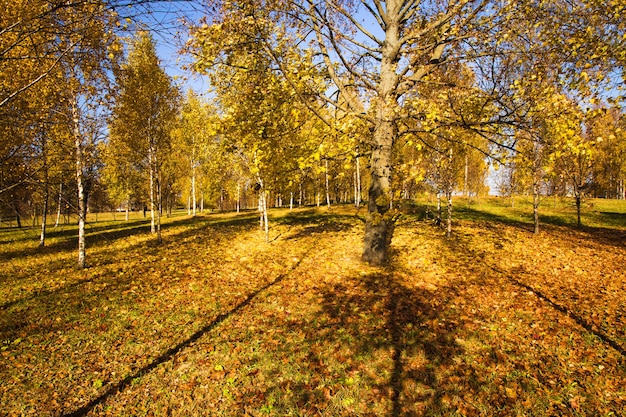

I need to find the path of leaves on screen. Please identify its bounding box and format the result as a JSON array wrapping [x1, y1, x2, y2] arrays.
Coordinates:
[[1, 208, 625, 416]]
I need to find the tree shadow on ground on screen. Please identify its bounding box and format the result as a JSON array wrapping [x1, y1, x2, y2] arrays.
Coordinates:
[[270, 268, 464, 416], [0, 213, 260, 311], [440, 227, 626, 359], [60, 257, 304, 417]]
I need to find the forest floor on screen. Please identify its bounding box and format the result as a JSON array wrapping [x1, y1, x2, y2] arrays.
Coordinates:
[[1, 198, 626, 416]]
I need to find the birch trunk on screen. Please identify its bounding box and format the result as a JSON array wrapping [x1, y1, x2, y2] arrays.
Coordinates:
[[72, 100, 86, 269], [446, 190, 452, 238], [236, 183, 240, 213], [39, 181, 49, 248], [148, 138, 162, 243], [325, 159, 331, 208], [191, 147, 197, 216], [54, 183, 62, 228]]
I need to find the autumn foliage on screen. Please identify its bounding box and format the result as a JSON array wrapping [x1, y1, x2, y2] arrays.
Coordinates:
[[1, 200, 625, 416]]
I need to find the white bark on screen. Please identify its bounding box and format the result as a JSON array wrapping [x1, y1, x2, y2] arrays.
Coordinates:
[[72, 100, 86, 269], [54, 183, 62, 228], [325, 159, 331, 208]]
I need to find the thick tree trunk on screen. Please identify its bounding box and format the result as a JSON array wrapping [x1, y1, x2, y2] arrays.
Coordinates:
[[361, 2, 400, 265], [362, 128, 394, 265]]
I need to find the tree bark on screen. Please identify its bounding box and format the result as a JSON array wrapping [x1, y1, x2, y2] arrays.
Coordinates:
[[576, 193, 582, 228], [361, 3, 400, 265], [325, 159, 331, 208], [355, 153, 361, 208], [533, 181, 540, 234], [191, 146, 197, 216], [54, 183, 62, 228], [73, 100, 86, 269], [446, 190, 453, 238], [39, 177, 49, 248], [148, 138, 161, 243]]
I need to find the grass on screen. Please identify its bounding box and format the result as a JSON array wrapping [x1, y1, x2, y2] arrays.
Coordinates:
[[1, 199, 626, 416]]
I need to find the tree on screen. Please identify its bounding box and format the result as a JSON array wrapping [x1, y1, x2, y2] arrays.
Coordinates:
[[588, 107, 626, 199], [190, 0, 624, 263], [109, 31, 180, 243], [50, 2, 121, 269], [173, 91, 216, 217], [189, 0, 517, 263], [548, 96, 593, 228], [192, 9, 323, 241]]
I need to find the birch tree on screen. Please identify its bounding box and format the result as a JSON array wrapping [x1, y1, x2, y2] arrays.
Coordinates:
[[109, 31, 179, 243]]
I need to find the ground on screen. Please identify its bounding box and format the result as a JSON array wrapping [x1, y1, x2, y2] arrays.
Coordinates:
[[1, 198, 625, 416]]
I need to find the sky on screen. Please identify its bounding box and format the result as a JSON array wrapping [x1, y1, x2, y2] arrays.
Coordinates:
[[130, 1, 209, 95]]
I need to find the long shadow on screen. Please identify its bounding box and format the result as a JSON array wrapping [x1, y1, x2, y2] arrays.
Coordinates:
[[0, 213, 261, 311], [61, 256, 304, 417], [449, 205, 626, 250], [442, 231, 626, 359], [277, 268, 462, 416], [275, 208, 364, 240], [0, 219, 153, 263]]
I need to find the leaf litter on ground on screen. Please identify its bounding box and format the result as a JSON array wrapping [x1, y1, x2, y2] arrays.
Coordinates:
[[1, 203, 625, 416]]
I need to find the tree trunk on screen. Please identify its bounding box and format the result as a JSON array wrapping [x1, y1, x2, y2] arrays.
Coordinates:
[[464, 154, 469, 198], [73, 101, 86, 269], [148, 140, 161, 243], [533, 181, 540, 234], [437, 193, 442, 225], [361, 3, 400, 265], [257, 179, 269, 243], [236, 183, 241, 213], [263, 191, 269, 243], [362, 127, 394, 264], [54, 183, 62, 228], [446, 190, 452, 238], [576, 193, 582, 228], [149, 150, 156, 234], [39, 177, 49, 248], [355, 154, 361, 208], [191, 150, 197, 216], [325, 159, 331, 208]]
